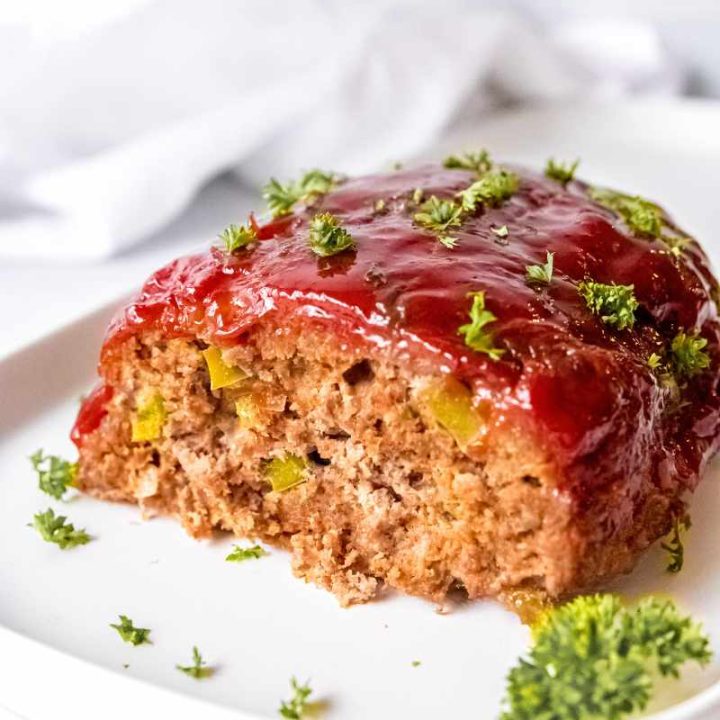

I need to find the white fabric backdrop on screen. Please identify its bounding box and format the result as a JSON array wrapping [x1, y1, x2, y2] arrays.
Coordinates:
[[0, 0, 682, 260]]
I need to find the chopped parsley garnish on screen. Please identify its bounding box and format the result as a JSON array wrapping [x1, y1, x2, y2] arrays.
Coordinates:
[[545, 158, 579, 185], [30, 508, 90, 549], [226, 544, 268, 562], [110, 615, 151, 646], [443, 149, 493, 175], [457, 170, 519, 212], [590, 188, 663, 238], [279, 677, 313, 719], [413, 196, 463, 248], [218, 222, 256, 253], [577, 280, 638, 331], [458, 291, 505, 360], [501, 594, 712, 720], [263, 170, 338, 218], [177, 646, 213, 679], [662, 516, 691, 573], [30, 450, 77, 500], [647, 352, 663, 370], [671, 331, 710, 378], [307, 212, 355, 257], [411, 660, 422, 668], [525, 252, 554, 286], [373, 198, 387, 214]]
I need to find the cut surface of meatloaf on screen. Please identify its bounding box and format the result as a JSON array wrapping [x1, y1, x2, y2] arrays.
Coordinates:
[[72, 159, 720, 607]]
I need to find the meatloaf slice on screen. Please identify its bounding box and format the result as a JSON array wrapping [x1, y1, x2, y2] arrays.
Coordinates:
[[72, 158, 720, 607]]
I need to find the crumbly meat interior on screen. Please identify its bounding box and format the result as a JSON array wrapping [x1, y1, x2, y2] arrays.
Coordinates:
[[76, 327, 677, 607]]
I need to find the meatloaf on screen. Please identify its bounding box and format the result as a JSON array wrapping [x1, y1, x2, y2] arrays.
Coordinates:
[[71, 156, 720, 606]]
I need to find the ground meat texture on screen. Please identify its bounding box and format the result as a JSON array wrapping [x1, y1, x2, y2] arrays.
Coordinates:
[[73, 162, 720, 607]]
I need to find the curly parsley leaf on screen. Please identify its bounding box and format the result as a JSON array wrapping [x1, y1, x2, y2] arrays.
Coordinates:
[[457, 170, 519, 212], [525, 252, 554, 286], [279, 677, 313, 719], [662, 516, 691, 574], [413, 196, 463, 248], [647, 352, 663, 370], [590, 188, 663, 238], [578, 279, 639, 331], [177, 646, 214, 679], [110, 615, 151, 646], [226, 544, 268, 562], [263, 170, 338, 218], [218, 223, 256, 253], [501, 594, 712, 720], [458, 291, 505, 360], [443, 149, 493, 175], [30, 450, 77, 500], [545, 158, 579, 185], [30, 508, 90, 549], [671, 331, 710, 378], [308, 212, 355, 257]]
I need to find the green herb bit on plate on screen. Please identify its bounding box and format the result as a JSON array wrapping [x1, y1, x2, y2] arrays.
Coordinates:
[[29, 508, 90, 549], [226, 544, 268, 562], [30, 449, 77, 500], [176, 646, 214, 679], [110, 615, 151, 646], [500, 594, 711, 720], [279, 677, 313, 719]]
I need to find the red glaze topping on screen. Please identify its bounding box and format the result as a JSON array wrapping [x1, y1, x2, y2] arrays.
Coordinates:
[[71, 383, 114, 447], [85, 164, 720, 507]]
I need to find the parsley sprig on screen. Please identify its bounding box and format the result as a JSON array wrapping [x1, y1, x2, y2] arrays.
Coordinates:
[[226, 544, 268, 562], [590, 188, 663, 238], [577, 279, 638, 331], [662, 516, 691, 573], [279, 677, 313, 719], [110, 615, 152, 646], [443, 149, 493, 175], [458, 291, 505, 360], [218, 223, 256, 253], [413, 196, 464, 248], [501, 594, 712, 720], [263, 170, 338, 218], [525, 252, 554, 286], [177, 646, 214, 679], [671, 331, 710, 378], [647, 352, 663, 370], [308, 212, 355, 257], [30, 450, 77, 500], [30, 508, 90, 549], [457, 170, 519, 212], [545, 158, 579, 185]]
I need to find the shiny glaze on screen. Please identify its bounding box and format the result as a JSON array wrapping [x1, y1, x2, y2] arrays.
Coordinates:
[[71, 383, 114, 447], [84, 165, 720, 508]]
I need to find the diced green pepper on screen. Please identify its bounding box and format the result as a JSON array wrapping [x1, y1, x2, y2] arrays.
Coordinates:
[[202, 346, 246, 390], [264, 454, 308, 492], [422, 377, 486, 449], [131, 392, 166, 442]]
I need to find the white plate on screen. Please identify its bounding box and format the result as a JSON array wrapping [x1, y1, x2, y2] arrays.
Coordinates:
[[2, 99, 720, 720]]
